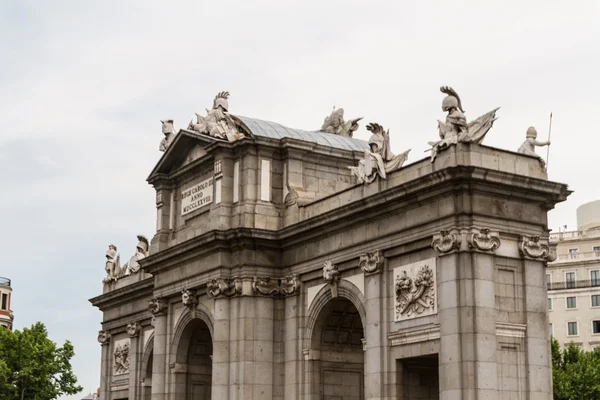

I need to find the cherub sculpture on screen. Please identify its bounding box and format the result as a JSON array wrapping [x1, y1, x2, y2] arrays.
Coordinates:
[[104, 245, 126, 283], [348, 123, 411, 184], [428, 86, 500, 161], [320, 107, 363, 138], [159, 120, 176, 152], [123, 235, 149, 274], [518, 127, 550, 168], [188, 91, 244, 142]]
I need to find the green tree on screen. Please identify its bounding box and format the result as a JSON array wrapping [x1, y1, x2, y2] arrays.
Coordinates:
[[552, 337, 600, 400], [0, 322, 83, 400]]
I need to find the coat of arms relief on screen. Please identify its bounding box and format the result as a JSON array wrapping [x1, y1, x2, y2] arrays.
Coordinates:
[[393, 258, 437, 321]]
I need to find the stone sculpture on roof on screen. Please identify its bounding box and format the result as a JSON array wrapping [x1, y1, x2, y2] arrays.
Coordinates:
[[188, 91, 244, 142], [104, 245, 126, 283], [518, 127, 550, 168], [320, 107, 363, 138], [348, 123, 411, 184], [123, 235, 149, 274], [428, 86, 500, 161], [159, 120, 176, 152]]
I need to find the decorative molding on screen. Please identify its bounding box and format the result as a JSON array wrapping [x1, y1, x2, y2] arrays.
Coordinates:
[[252, 275, 300, 297], [361, 338, 367, 352], [496, 322, 527, 339], [395, 261, 436, 320], [148, 297, 168, 316], [468, 227, 501, 252], [207, 277, 241, 298], [214, 160, 223, 177], [113, 341, 130, 375], [126, 323, 141, 338], [181, 288, 198, 309], [432, 229, 461, 254], [388, 324, 441, 347], [519, 235, 553, 260], [323, 261, 341, 298], [359, 250, 384, 274], [98, 330, 111, 345]]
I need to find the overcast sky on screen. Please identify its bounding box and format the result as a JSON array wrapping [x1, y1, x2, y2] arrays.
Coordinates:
[[1, 1, 599, 398]]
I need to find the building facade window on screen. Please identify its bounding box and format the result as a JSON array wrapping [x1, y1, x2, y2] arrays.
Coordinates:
[[567, 296, 577, 309], [549, 323, 553, 337], [592, 295, 600, 307], [1, 294, 6, 310], [594, 246, 600, 256], [591, 270, 600, 287], [546, 274, 552, 289], [593, 321, 600, 335], [568, 322, 578, 336], [548, 298, 552, 310], [566, 272, 576, 289]]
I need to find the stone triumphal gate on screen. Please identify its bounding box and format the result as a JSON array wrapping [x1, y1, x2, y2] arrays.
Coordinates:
[[91, 89, 569, 399]]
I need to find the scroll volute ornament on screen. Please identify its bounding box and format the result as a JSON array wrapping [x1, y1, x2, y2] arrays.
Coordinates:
[[468, 227, 501, 252], [359, 250, 384, 274], [432, 229, 461, 253], [519, 235, 553, 260], [148, 297, 168, 316], [207, 277, 241, 298], [252, 275, 301, 297]]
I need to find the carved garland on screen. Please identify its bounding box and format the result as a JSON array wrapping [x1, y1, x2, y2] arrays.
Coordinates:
[[468, 227, 501, 252]]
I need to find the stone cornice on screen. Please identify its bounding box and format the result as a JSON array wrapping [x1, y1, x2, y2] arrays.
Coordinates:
[[89, 278, 154, 311], [388, 324, 441, 346]]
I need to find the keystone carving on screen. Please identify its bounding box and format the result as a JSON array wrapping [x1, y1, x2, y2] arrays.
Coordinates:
[[323, 261, 341, 298], [252, 275, 300, 297], [519, 235, 554, 261], [126, 323, 141, 338], [207, 277, 241, 298], [359, 250, 384, 274], [98, 330, 111, 345], [432, 229, 461, 253], [113, 342, 130, 375], [182, 289, 198, 309], [395, 264, 435, 319], [148, 297, 168, 316], [468, 227, 501, 252]]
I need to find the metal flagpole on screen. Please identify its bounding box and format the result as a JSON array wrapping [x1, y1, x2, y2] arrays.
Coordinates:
[[546, 112, 553, 170]]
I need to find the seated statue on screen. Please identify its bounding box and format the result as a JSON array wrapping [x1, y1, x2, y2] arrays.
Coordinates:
[[518, 127, 550, 168], [428, 86, 499, 161], [349, 123, 410, 184], [320, 107, 363, 138]]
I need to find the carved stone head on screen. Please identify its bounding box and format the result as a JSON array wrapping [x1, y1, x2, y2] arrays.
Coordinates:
[[161, 120, 175, 135]]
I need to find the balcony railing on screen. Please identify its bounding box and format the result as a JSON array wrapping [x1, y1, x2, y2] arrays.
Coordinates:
[[547, 279, 600, 291], [0, 277, 10, 286], [550, 230, 600, 242], [554, 251, 600, 262]]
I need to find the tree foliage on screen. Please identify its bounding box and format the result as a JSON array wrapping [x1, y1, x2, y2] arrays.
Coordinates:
[[0, 322, 83, 400], [552, 337, 600, 400]]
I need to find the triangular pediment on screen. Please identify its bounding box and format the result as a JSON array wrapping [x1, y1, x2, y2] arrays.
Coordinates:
[[147, 129, 221, 182]]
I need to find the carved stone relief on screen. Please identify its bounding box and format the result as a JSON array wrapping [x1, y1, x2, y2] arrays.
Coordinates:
[[519, 235, 555, 261], [394, 258, 437, 321], [98, 330, 110, 345], [432, 229, 461, 254], [181, 288, 198, 309], [113, 340, 130, 375], [323, 261, 341, 298], [148, 297, 168, 316], [252, 275, 300, 297], [207, 277, 241, 298], [359, 250, 384, 274], [126, 323, 141, 338], [468, 227, 501, 252]]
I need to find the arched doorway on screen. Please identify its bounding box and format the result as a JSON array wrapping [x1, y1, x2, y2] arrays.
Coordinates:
[[310, 297, 365, 399], [173, 319, 213, 400]]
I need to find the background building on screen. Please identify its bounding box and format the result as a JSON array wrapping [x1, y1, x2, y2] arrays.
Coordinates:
[[0, 277, 13, 330], [548, 200, 600, 350]]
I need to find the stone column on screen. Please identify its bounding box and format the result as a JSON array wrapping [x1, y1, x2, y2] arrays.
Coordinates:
[[150, 184, 172, 254], [98, 331, 111, 400], [361, 251, 385, 400], [434, 228, 500, 400], [149, 298, 168, 400], [284, 294, 300, 399], [212, 298, 231, 400], [127, 323, 141, 400]]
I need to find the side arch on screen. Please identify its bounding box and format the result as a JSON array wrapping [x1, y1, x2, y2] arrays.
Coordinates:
[[170, 302, 215, 363], [141, 333, 154, 379], [304, 279, 367, 349]]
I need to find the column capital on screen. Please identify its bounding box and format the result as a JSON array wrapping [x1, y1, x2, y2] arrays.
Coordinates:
[[148, 297, 168, 316], [432, 228, 461, 254], [359, 250, 384, 275], [98, 330, 111, 345], [467, 227, 501, 253], [126, 322, 141, 338]]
